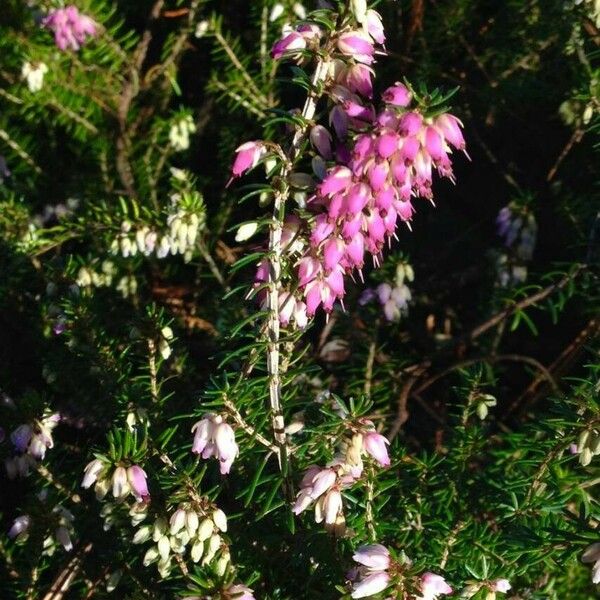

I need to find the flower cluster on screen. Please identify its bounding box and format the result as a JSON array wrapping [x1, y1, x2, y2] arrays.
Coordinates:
[[233, 8, 467, 324], [293, 419, 390, 533], [5, 412, 60, 479], [360, 261, 414, 322], [42, 506, 76, 555], [495, 201, 537, 287], [21, 61, 48, 93], [42, 6, 97, 51], [191, 413, 239, 474], [169, 115, 197, 151], [136, 505, 229, 578], [82, 459, 149, 503], [349, 544, 452, 599]]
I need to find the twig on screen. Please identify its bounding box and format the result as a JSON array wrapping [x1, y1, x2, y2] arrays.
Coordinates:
[[41, 542, 94, 600], [147, 338, 159, 404], [266, 55, 331, 491], [546, 127, 585, 182], [223, 398, 278, 453]]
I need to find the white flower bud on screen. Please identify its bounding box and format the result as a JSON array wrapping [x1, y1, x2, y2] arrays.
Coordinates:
[[215, 550, 230, 577], [190, 539, 204, 563], [269, 3, 284, 21], [133, 525, 152, 544], [235, 222, 259, 242], [153, 518, 168, 541], [157, 557, 172, 578], [212, 508, 227, 532], [197, 518, 214, 541], [106, 570, 122, 593], [158, 535, 171, 560], [143, 547, 159, 566], [112, 466, 130, 499], [185, 510, 199, 535]]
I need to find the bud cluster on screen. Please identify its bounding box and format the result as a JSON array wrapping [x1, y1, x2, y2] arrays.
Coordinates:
[[460, 578, 512, 599], [136, 504, 229, 579], [293, 419, 390, 534], [42, 506, 76, 556], [5, 412, 60, 479]]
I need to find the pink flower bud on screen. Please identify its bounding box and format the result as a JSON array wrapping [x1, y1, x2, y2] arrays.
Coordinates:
[[298, 256, 322, 286], [127, 465, 149, 500], [345, 64, 374, 98], [400, 111, 423, 136], [435, 114, 465, 150], [191, 416, 215, 455], [231, 141, 264, 178], [271, 31, 306, 59], [382, 83, 411, 107], [310, 125, 333, 159], [323, 237, 345, 270], [11, 424, 32, 452], [363, 431, 390, 466], [214, 422, 238, 474], [346, 182, 371, 215], [345, 233, 365, 267], [377, 131, 400, 158], [351, 571, 390, 598], [309, 467, 337, 498], [400, 136, 420, 162], [425, 126, 444, 161], [320, 166, 353, 196], [338, 31, 375, 64], [292, 490, 313, 515], [352, 544, 390, 570]]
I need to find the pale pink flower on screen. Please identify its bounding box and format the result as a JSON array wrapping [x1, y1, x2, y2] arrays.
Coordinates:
[[419, 572, 452, 600], [271, 31, 306, 59], [225, 584, 255, 600], [362, 431, 390, 466], [352, 544, 390, 571], [491, 579, 511, 593], [127, 465, 149, 500], [382, 83, 411, 106], [191, 414, 238, 474], [351, 571, 390, 598], [338, 31, 375, 64], [81, 458, 105, 488], [43, 6, 97, 51]]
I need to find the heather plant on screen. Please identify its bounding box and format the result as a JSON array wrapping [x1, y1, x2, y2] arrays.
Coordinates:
[[0, 1, 599, 599]]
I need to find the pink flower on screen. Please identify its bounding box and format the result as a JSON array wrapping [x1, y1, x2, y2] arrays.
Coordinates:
[[310, 125, 333, 159], [352, 544, 390, 571], [338, 31, 375, 64], [10, 424, 32, 452], [231, 141, 265, 178], [127, 465, 149, 501], [351, 571, 390, 598], [420, 572, 452, 600], [191, 414, 238, 474], [363, 431, 390, 466], [43, 6, 97, 51], [365, 9, 386, 45], [271, 31, 306, 59], [382, 83, 411, 107]]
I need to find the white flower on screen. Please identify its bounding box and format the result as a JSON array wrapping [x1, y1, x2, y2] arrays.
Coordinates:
[[22, 62, 48, 93]]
